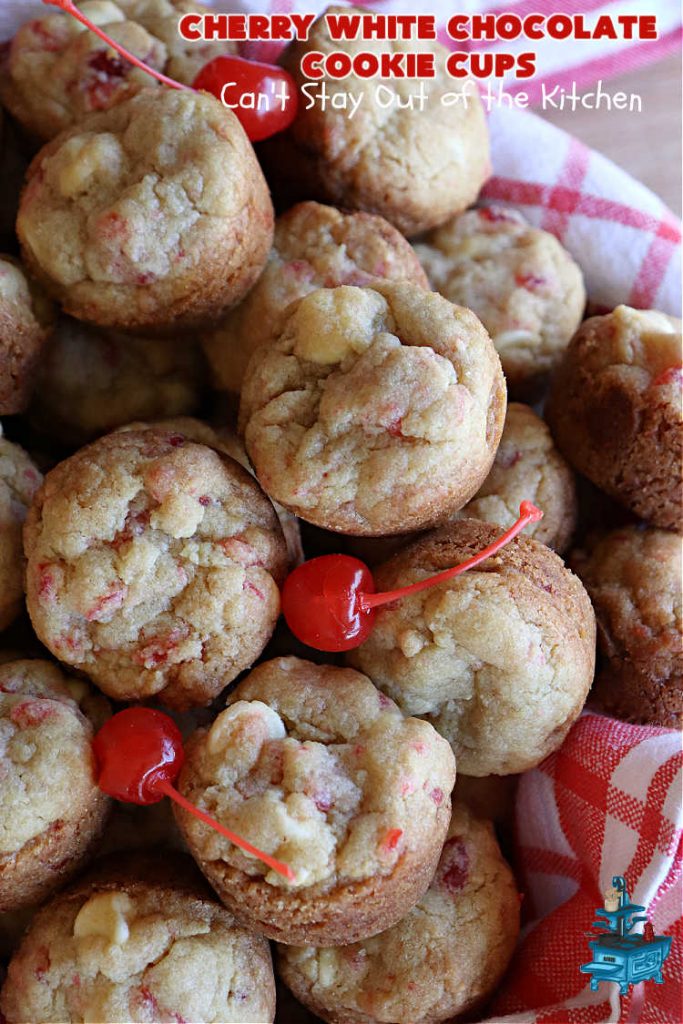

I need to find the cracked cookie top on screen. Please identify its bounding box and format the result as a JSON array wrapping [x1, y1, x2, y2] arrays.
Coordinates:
[[261, 6, 490, 236], [17, 88, 273, 334], [240, 282, 506, 535], [0, 857, 275, 1024], [348, 519, 596, 776], [24, 426, 288, 710], [277, 802, 520, 1024], [416, 206, 585, 397], [203, 201, 429, 395], [455, 403, 577, 553], [0, 426, 42, 631], [0, 0, 235, 141], [0, 659, 107, 858], [177, 657, 455, 891]]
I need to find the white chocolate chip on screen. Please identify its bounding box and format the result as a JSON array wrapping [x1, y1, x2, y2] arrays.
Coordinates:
[[73, 892, 134, 945], [292, 288, 388, 365], [494, 329, 536, 350], [0, 261, 32, 306], [76, 2, 126, 28], [317, 949, 338, 988], [56, 134, 124, 199], [211, 700, 285, 748]]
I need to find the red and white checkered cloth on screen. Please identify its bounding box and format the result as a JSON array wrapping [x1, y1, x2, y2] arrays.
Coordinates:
[[1, 3, 681, 1020], [483, 713, 682, 1023]]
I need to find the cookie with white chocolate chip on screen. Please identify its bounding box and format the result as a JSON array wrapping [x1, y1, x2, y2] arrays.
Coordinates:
[[203, 200, 429, 396], [239, 282, 506, 536], [17, 88, 273, 334], [24, 426, 288, 710], [174, 657, 456, 945], [348, 518, 596, 776], [416, 206, 585, 398], [0, 659, 110, 913], [0, 853, 276, 1024], [277, 802, 519, 1024], [260, 6, 490, 236]]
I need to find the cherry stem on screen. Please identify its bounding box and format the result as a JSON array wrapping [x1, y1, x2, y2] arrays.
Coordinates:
[[360, 501, 544, 611], [42, 0, 189, 91], [157, 780, 295, 882]]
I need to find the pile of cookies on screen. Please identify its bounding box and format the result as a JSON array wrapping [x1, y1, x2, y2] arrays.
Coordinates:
[[0, 3, 681, 1023]]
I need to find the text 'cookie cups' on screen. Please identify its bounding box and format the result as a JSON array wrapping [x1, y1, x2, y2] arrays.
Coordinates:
[[348, 519, 596, 776], [203, 200, 429, 396], [545, 305, 682, 531], [174, 657, 456, 946], [0, 853, 275, 1024], [0, 659, 110, 913], [17, 88, 274, 335], [260, 6, 490, 236], [573, 526, 682, 728], [239, 282, 506, 536], [23, 426, 288, 710], [277, 802, 520, 1024], [0, 255, 54, 415], [416, 206, 586, 399], [0, 428, 42, 632]]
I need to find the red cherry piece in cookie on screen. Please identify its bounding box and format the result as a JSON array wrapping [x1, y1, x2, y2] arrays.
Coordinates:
[[43, 0, 188, 91], [193, 56, 298, 142], [43, 1, 298, 142], [282, 502, 544, 653], [92, 709, 295, 881], [93, 707, 183, 805]]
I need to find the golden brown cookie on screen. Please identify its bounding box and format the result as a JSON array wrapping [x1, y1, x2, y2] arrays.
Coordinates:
[[455, 403, 577, 553], [0, 256, 54, 415], [277, 802, 519, 1024], [0, 428, 42, 632], [545, 306, 682, 530], [24, 426, 288, 710], [260, 6, 489, 236], [416, 206, 585, 398], [17, 88, 273, 334], [572, 525, 682, 728], [30, 317, 206, 446], [0, 659, 110, 913], [0, 0, 236, 141], [348, 519, 596, 775], [0, 853, 276, 1024], [240, 282, 506, 535], [203, 201, 429, 395], [174, 657, 456, 945]]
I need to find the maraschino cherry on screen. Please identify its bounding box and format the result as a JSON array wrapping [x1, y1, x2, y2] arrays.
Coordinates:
[[93, 707, 294, 881], [282, 501, 544, 652], [42, 0, 298, 141]]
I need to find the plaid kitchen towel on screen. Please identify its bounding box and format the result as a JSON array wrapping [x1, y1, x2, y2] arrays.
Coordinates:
[[485, 712, 682, 1023]]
